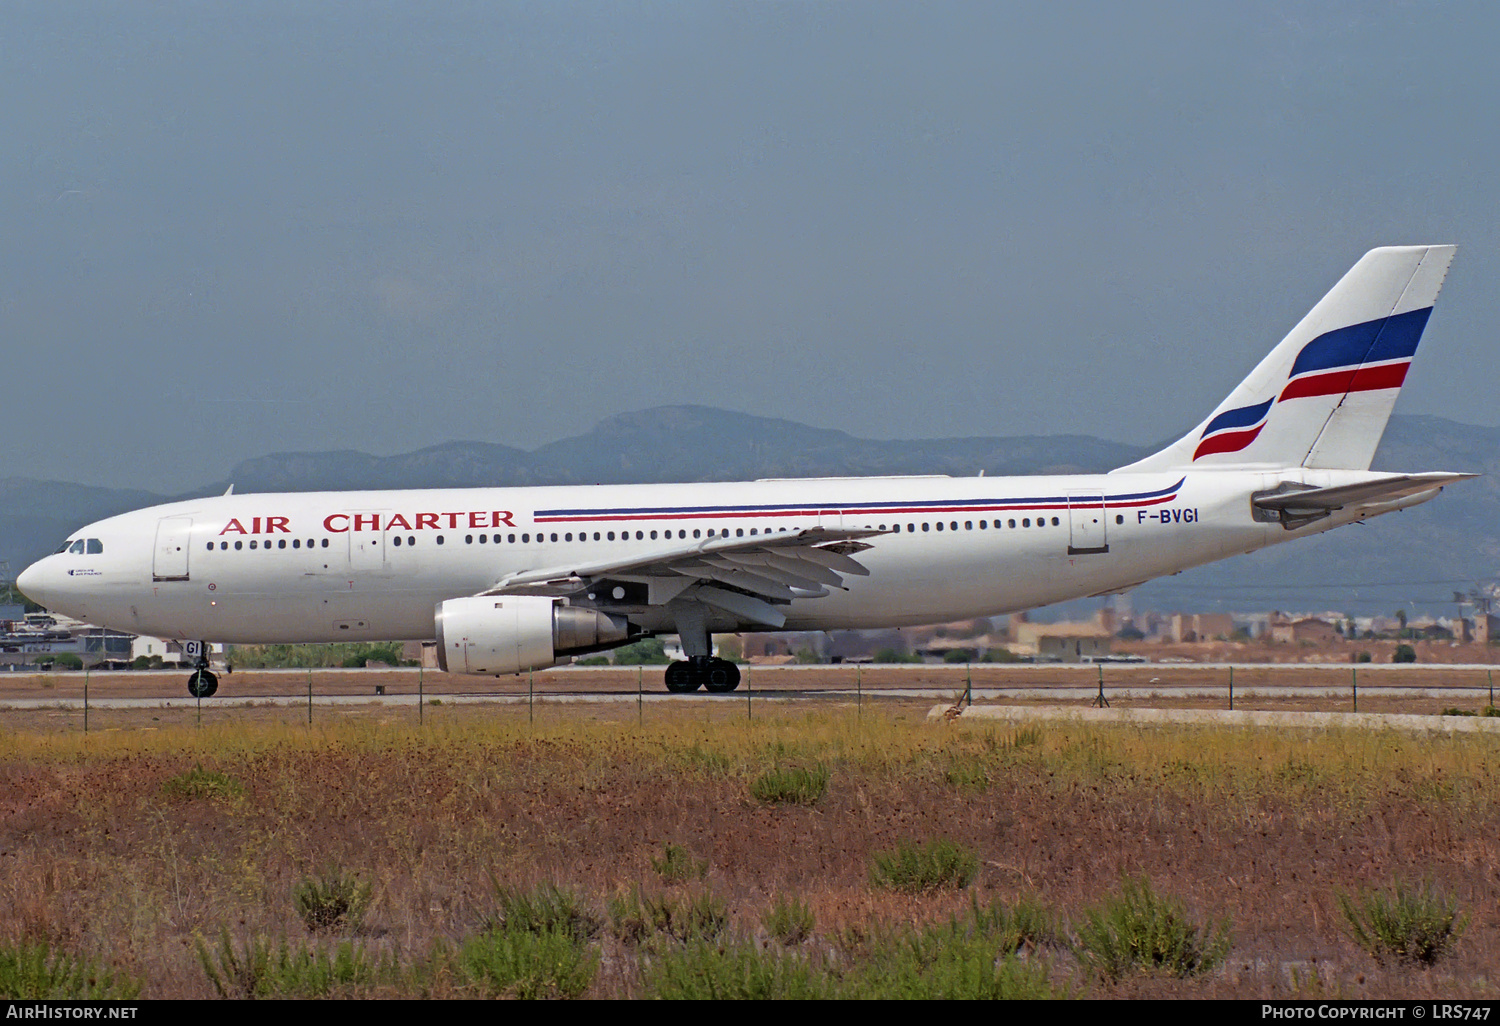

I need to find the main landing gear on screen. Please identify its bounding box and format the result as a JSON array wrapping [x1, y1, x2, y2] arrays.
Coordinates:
[[664, 657, 741, 694]]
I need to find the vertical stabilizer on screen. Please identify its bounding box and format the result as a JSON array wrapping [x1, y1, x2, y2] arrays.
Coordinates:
[[1115, 245, 1455, 473]]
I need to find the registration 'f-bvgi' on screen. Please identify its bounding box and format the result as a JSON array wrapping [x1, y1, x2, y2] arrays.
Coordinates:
[[18, 246, 1472, 697]]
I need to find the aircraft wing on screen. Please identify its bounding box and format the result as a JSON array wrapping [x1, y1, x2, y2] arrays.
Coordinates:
[[479, 526, 887, 628], [1253, 472, 1476, 524]]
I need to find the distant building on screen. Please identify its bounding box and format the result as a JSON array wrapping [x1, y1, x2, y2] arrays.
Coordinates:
[[1168, 613, 1236, 643], [1008, 621, 1112, 662], [1270, 615, 1340, 646]]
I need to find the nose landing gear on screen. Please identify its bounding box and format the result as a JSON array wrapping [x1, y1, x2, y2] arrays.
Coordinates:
[[185, 642, 227, 698]]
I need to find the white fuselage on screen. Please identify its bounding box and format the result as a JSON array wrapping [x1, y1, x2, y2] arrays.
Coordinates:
[[17, 466, 1410, 644]]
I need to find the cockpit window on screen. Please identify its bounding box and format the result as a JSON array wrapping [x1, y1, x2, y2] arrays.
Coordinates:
[[54, 541, 71, 554], [68, 540, 86, 555], [86, 539, 103, 554]]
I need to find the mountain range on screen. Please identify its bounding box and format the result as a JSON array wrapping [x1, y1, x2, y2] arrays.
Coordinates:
[[3, 407, 1495, 618]]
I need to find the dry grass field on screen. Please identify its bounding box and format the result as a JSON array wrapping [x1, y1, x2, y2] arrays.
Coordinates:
[[2, 697, 1498, 998]]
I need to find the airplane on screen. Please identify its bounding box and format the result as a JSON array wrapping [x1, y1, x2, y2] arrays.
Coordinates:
[[17, 245, 1473, 698]]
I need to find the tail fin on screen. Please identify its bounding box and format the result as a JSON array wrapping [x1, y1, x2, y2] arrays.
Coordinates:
[[1115, 245, 1456, 473]]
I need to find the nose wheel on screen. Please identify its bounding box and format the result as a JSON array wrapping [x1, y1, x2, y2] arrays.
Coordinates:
[[185, 642, 223, 698], [187, 669, 219, 698]]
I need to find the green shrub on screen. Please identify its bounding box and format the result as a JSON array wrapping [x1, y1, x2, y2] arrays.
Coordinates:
[[1440, 707, 1475, 717], [196, 931, 396, 998], [1356, 650, 1373, 663], [762, 894, 816, 946], [293, 869, 373, 934], [1393, 644, 1417, 663], [454, 927, 597, 999], [848, 923, 1068, 999], [1071, 876, 1230, 981], [943, 757, 990, 791], [968, 893, 1059, 953], [608, 886, 728, 945], [612, 639, 671, 665], [942, 649, 972, 664], [1336, 881, 1468, 967], [869, 839, 979, 893], [160, 764, 245, 803], [640, 941, 838, 999], [487, 881, 600, 943], [1483, 706, 1500, 718], [651, 842, 708, 883], [750, 764, 830, 806], [0, 940, 139, 999]]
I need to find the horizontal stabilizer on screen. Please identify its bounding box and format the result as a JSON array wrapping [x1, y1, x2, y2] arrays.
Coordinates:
[[1252, 472, 1474, 528]]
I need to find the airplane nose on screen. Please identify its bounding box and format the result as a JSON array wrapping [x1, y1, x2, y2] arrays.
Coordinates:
[[16, 561, 49, 606]]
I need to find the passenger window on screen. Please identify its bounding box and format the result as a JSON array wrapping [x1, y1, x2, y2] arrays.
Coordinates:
[[550, 533, 558, 542], [508, 534, 515, 543], [1008, 519, 1016, 528], [437, 536, 445, 545], [250, 540, 258, 549], [278, 539, 287, 549], [908, 524, 915, 533], [293, 539, 301, 549], [465, 535, 473, 544], [522, 534, 530, 543], [636, 531, 644, 540], [979, 520, 987, 529], [922, 523, 930, 532], [1022, 519, 1030, 527], [477, 535, 485, 544], [951, 521, 958, 531], [409, 536, 416, 546], [221, 542, 228, 550], [206, 543, 213, 552], [565, 533, 573, 542], [235, 541, 243, 550], [736, 528, 743, 537], [693, 529, 701, 539], [679, 530, 686, 539], [607, 531, 615, 541], [1116, 515, 1124, 524], [321, 538, 329, 548], [1051, 517, 1059, 526], [936, 522, 944, 532]]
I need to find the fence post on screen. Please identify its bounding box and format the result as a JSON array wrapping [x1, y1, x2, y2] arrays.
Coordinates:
[[637, 666, 643, 725], [857, 664, 862, 719], [419, 664, 424, 725], [307, 667, 313, 726], [1228, 664, 1233, 711], [1351, 666, 1357, 713], [84, 662, 89, 733]]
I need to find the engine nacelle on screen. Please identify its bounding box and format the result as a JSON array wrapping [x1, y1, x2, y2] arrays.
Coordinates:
[[434, 595, 631, 675]]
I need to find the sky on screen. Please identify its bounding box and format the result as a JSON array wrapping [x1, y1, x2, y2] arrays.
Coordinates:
[[4, 1, 1498, 492]]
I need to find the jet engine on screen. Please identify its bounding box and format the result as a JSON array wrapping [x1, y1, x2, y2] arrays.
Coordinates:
[[434, 595, 632, 675]]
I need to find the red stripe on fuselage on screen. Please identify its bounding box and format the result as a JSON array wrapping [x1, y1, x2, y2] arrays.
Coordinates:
[[535, 494, 1180, 524]]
